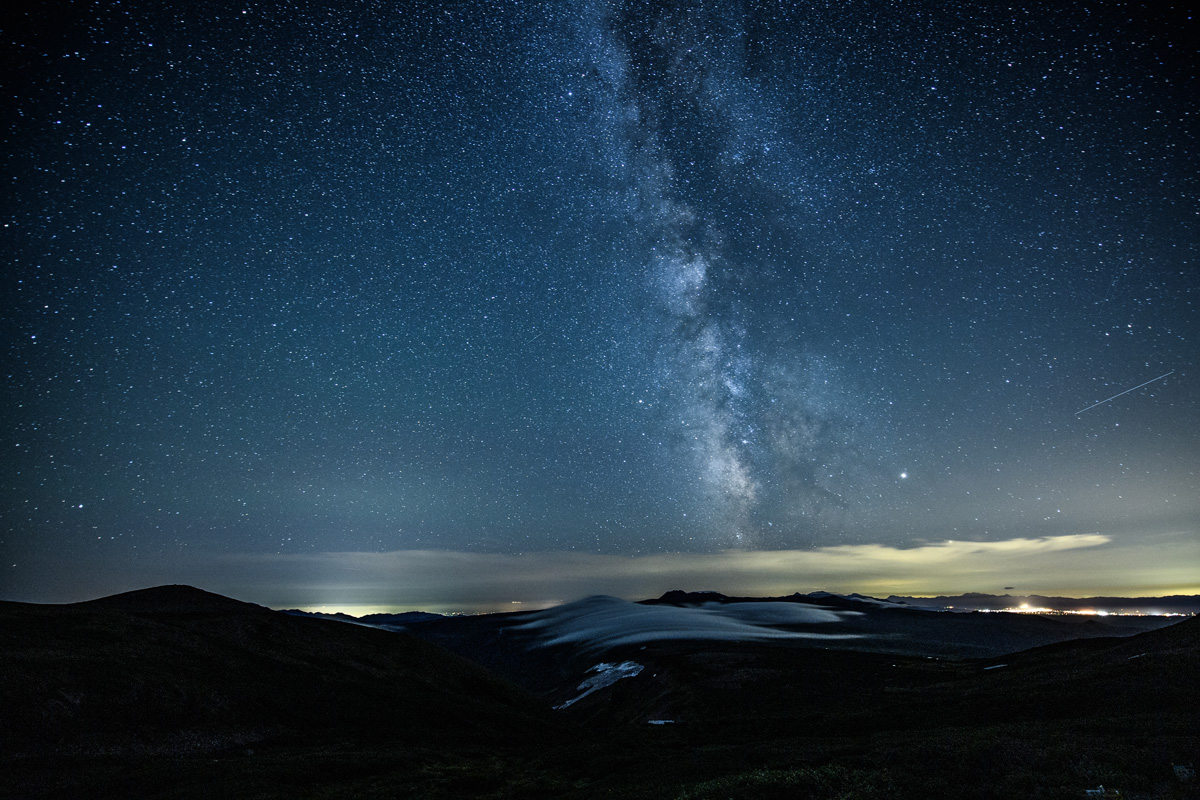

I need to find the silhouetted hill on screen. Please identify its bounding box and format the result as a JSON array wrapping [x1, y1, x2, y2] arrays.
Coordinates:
[[1135, 609, 1200, 650], [0, 585, 556, 760], [77, 583, 270, 614], [645, 589, 733, 605]]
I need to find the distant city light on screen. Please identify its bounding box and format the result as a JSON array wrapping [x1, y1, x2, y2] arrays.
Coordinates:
[[976, 605, 1183, 617]]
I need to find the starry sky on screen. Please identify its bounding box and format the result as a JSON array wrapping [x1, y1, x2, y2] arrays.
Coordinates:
[[3, 0, 1198, 610]]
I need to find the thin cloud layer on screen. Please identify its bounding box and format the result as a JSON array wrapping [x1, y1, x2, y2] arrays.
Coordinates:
[[8, 533, 1196, 612]]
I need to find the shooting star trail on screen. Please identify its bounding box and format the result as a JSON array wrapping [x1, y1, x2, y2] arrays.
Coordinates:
[[1075, 370, 1175, 415]]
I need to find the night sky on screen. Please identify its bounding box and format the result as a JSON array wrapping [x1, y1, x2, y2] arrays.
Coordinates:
[[4, 1, 1198, 611]]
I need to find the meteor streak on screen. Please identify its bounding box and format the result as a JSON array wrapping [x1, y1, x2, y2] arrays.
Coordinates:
[[1075, 370, 1175, 415]]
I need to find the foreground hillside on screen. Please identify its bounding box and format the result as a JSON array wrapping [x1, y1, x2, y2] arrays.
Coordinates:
[[2, 585, 565, 798], [3, 586, 1198, 799]]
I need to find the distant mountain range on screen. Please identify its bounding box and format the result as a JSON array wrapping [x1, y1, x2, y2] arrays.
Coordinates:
[[885, 592, 1200, 614], [640, 588, 1200, 615], [280, 607, 445, 630]]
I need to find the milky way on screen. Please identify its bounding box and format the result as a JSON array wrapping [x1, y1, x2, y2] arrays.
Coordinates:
[[2, 0, 1197, 603], [564, 2, 901, 548]]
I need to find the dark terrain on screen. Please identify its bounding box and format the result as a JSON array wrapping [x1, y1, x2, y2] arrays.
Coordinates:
[[3, 586, 1197, 799]]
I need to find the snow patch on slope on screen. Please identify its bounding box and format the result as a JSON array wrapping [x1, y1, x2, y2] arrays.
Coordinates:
[[554, 661, 644, 709]]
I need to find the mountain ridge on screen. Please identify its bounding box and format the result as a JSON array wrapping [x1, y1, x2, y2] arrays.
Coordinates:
[[5, 585, 1198, 799], [0, 584, 558, 761], [887, 591, 1200, 614]]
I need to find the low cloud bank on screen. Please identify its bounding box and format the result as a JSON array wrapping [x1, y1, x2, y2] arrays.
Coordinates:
[[10, 532, 1198, 612], [514, 595, 862, 649]]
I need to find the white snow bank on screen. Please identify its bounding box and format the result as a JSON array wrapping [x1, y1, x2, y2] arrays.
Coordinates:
[[554, 661, 644, 709]]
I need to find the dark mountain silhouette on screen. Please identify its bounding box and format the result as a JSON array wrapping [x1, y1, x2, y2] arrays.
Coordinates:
[[1, 585, 556, 761], [281, 607, 444, 627], [77, 583, 268, 614], [4, 586, 1197, 799], [888, 591, 1200, 614], [646, 589, 734, 605]]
